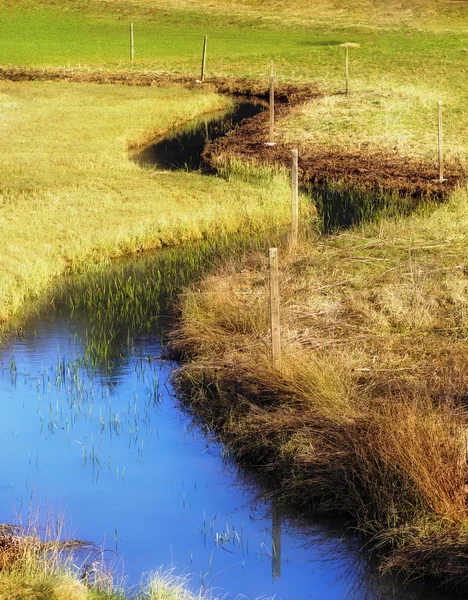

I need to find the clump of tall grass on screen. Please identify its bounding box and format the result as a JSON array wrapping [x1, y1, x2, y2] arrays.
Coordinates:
[[0, 521, 111, 600], [141, 569, 214, 600]]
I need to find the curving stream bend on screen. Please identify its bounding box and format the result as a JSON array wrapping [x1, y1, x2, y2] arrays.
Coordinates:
[[0, 102, 458, 600]]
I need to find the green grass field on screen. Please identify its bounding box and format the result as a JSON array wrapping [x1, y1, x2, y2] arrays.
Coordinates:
[[1, 0, 466, 168], [1, 0, 467, 84]]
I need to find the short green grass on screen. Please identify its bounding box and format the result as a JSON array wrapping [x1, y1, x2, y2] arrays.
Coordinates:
[[1, 0, 467, 85], [0, 2, 348, 78]]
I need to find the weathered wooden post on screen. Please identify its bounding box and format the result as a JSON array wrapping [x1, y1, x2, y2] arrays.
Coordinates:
[[130, 23, 134, 64], [438, 100, 444, 182], [340, 43, 360, 96], [291, 149, 299, 246], [345, 45, 349, 95], [200, 35, 208, 82], [268, 61, 275, 144], [269, 248, 281, 370]]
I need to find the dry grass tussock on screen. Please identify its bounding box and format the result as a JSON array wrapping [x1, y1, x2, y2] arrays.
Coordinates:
[[0, 524, 95, 600], [173, 186, 468, 586], [0, 525, 221, 600]]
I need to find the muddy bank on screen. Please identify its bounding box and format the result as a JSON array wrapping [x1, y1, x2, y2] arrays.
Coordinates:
[[0, 66, 309, 101], [204, 105, 466, 200]]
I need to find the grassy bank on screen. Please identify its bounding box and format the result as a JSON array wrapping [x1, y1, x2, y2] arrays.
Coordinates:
[[0, 79, 291, 334], [0, 552, 211, 600], [172, 184, 468, 588]]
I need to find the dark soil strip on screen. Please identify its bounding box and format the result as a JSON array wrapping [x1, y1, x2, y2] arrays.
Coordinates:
[[0, 66, 308, 101], [203, 104, 467, 200]]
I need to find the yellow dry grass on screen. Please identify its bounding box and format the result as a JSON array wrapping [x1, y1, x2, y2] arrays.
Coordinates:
[[0, 572, 89, 600], [0, 537, 217, 600], [0, 80, 290, 329], [173, 183, 468, 584], [280, 88, 468, 164], [96, 0, 468, 30]]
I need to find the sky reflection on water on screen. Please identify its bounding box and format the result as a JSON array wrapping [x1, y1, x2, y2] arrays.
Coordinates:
[[0, 313, 457, 600]]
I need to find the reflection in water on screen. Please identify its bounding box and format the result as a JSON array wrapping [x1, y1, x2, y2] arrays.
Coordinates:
[[272, 496, 282, 582]]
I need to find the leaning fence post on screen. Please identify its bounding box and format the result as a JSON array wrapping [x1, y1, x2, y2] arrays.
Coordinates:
[[200, 35, 207, 82], [291, 149, 299, 246], [438, 100, 444, 182], [130, 23, 134, 63], [269, 248, 281, 370]]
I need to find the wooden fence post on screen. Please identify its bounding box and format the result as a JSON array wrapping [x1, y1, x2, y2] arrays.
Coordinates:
[[345, 46, 349, 95], [269, 61, 275, 144], [438, 100, 444, 182], [130, 23, 134, 63], [291, 149, 299, 246], [269, 248, 281, 370], [200, 35, 207, 82], [340, 43, 360, 96]]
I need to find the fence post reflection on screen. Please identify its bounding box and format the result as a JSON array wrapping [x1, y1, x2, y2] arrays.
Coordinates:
[[272, 496, 282, 581]]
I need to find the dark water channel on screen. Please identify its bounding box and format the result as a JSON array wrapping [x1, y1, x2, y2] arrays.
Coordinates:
[[0, 295, 456, 600], [133, 98, 266, 173]]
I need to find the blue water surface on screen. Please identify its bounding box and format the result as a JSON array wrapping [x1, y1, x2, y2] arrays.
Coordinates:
[[0, 311, 456, 600]]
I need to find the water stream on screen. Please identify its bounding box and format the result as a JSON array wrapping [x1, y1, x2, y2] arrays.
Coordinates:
[[132, 98, 407, 233], [0, 102, 458, 599], [133, 98, 266, 173], [0, 295, 454, 600]]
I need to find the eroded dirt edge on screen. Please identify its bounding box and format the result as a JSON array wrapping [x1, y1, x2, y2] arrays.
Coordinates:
[[204, 103, 467, 200]]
